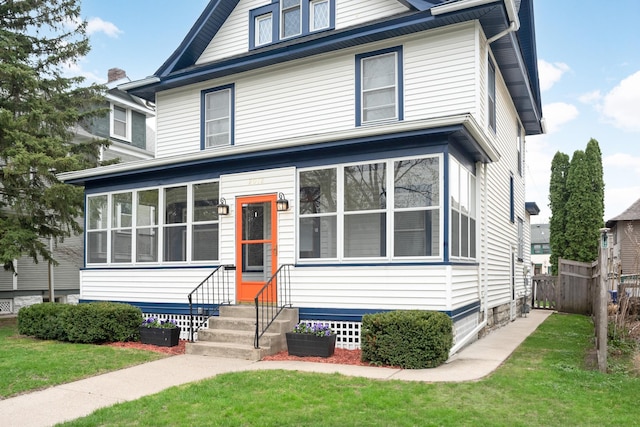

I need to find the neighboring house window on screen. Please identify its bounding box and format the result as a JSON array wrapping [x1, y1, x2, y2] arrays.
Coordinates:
[[249, 1, 335, 50], [201, 85, 234, 149], [509, 174, 514, 223], [297, 154, 441, 262], [255, 13, 273, 46], [282, 0, 301, 38], [450, 157, 476, 260], [531, 243, 551, 254], [86, 181, 220, 266], [517, 123, 523, 176], [488, 60, 496, 132], [355, 46, 403, 126], [310, 0, 329, 31], [517, 217, 524, 261], [111, 104, 131, 141]]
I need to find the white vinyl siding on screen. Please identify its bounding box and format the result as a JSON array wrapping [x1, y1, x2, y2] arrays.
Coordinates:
[[336, 0, 409, 29], [156, 25, 480, 159]]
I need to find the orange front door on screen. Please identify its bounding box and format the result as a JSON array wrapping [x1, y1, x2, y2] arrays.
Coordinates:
[[236, 195, 278, 302]]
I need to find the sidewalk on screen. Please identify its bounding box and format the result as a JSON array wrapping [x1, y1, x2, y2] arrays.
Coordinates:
[[0, 310, 552, 427]]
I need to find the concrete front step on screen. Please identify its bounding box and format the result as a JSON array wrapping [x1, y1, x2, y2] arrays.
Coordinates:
[[186, 341, 266, 360], [197, 328, 285, 348], [209, 316, 296, 334]]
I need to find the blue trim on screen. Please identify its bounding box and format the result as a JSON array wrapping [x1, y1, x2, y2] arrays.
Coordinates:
[[299, 301, 480, 322], [443, 147, 449, 263], [200, 84, 235, 150], [509, 174, 514, 223], [355, 46, 403, 127], [249, 3, 278, 50], [81, 299, 194, 316]]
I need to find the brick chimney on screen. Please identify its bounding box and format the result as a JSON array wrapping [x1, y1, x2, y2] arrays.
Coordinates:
[[107, 68, 127, 83]]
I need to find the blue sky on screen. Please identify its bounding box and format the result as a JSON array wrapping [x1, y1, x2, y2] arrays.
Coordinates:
[[72, 0, 640, 224]]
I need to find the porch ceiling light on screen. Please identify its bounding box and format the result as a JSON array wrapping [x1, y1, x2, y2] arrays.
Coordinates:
[[217, 198, 229, 216], [276, 192, 289, 212]]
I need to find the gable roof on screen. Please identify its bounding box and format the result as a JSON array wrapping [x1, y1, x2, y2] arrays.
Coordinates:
[[125, 0, 542, 135], [606, 198, 640, 227], [530, 223, 549, 245]]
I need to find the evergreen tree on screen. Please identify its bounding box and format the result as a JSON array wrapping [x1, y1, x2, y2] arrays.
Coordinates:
[[0, 0, 106, 271], [565, 150, 600, 262], [548, 151, 570, 275]]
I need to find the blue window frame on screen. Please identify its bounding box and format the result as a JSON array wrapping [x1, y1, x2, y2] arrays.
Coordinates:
[[249, 0, 335, 50], [509, 174, 514, 223], [355, 46, 404, 127], [201, 84, 235, 150], [488, 60, 496, 132]]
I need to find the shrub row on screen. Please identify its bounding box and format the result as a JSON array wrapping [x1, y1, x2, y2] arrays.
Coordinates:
[[18, 302, 142, 343], [361, 310, 453, 369]]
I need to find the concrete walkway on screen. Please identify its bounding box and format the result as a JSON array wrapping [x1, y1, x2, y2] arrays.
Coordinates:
[[0, 310, 552, 427]]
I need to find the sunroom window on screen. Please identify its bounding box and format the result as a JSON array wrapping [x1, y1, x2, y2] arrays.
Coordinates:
[[299, 168, 337, 258], [450, 157, 476, 260]]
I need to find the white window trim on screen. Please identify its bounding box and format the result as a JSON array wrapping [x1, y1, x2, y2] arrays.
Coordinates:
[[110, 103, 132, 142], [281, 0, 302, 39], [449, 156, 477, 261], [204, 88, 232, 148], [360, 52, 399, 125], [296, 154, 443, 264], [255, 13, 273, 46], [85, 179, 220, 267], [310, 0, 330, 31]]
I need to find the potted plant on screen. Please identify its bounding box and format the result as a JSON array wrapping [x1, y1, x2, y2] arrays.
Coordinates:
[[286, 322, 336, 357], [139, 317, 181, 347]]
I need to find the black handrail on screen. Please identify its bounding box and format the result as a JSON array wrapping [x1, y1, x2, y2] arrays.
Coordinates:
[[254, 264, 293, 349], [187, 265, 234, 342]]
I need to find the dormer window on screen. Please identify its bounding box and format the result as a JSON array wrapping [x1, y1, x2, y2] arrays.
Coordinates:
[[249, 0, 335, 50], [282, 0, 301, 39]]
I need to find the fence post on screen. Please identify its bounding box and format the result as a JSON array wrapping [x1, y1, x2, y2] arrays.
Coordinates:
[[597, 228, 609, 372]]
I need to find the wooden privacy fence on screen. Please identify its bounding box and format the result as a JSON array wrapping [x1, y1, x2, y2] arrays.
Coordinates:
[[532, 258, 598, 315]]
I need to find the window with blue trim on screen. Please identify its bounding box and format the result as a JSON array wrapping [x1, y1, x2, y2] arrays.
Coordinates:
[[249, 0, 335, 50], [509, 174, 514, 223], [201, 84, 234, 149], [355, 46, 403, 126], [488, 60, 496, 132]]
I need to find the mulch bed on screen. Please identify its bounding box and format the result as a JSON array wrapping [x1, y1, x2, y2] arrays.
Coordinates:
[[105, 339, 187, 356]]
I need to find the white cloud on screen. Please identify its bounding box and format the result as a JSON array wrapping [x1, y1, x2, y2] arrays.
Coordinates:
[[525, 134, 553, 222], [537, 60, 570, 92], [541, 102, 579, 134], [86, 17, 123, 38], [601, 70, 640, 132], [605, 187, 640, 221], [578, 90, 602, 105]]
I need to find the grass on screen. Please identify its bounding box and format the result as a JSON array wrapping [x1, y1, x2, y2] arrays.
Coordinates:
[[0, 317, 164, 398], [60, 313, 640, 426]]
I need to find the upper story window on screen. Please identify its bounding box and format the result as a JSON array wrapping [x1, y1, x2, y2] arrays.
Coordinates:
[[111, 104, 131, 142], [517, 217, 524, 261], [201, 84, 234, 149], [249, 0, 335, 50], [355, 46, 404, 126], [488, 60, 496, 132], [517, 123, 523, 176]]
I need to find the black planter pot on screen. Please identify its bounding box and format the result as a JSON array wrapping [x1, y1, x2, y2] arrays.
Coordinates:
[[139, 326, 181, 347], [286, 332, 336, 357]]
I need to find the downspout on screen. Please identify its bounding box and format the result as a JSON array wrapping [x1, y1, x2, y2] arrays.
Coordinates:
[[450, 163, 489, 356]]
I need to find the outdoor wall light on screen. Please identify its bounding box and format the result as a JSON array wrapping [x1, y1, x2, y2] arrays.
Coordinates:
[[276, 192, 289, 212], [217, 198, 229, 215]]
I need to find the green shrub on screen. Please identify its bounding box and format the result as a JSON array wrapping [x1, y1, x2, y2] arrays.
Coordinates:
[[63, 302, 142, 343], [17, 303, 71, 341], [361, 310, 453, 369]]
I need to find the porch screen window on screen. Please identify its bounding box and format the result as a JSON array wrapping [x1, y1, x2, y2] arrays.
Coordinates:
[[299, 168, 337, 259], [344, 162, 387, 258], [111, 192, 132, 263], [394, 158, 440, 257], [87, 195, 108, 264], [282, 0, 301, 38], [164, 186, 187, 262], [136, 189, 158, 262], [192, 182, 219, 261], [450, 157, 476, 260], [203, 86, 232, 148]]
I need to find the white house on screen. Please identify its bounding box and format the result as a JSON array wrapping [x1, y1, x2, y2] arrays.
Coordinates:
[[59, 0, 543, 354]]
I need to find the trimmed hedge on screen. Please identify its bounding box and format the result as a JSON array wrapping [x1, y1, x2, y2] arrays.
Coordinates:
[[18, 302, 142, 344], [361, 310, 453, 369]]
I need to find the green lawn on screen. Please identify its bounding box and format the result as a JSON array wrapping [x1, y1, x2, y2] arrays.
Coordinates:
[[61, 313, 640, 426], [0, 317, 164, 398]]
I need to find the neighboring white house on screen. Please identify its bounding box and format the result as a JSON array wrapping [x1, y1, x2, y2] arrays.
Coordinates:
[[59, 0, 543, 352], [0, 69, 155, 315], [531, 223, 551, 275]]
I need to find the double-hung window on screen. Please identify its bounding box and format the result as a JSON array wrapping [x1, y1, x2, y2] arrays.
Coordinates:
[[202, 84, 234, 149], [356, 47, 403, 126], [111, 104, 131, 141], [282, 0, 301, 38]]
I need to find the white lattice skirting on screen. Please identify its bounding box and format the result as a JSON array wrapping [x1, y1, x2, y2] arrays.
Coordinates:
[[305, 320, 362, 350], [142, 312, 209, 341], [0, 299, 12, 314]]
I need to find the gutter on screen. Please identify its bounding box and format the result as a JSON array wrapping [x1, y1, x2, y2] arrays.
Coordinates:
[[118, 77, 161, 92], [431, 0, 520, 30]]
